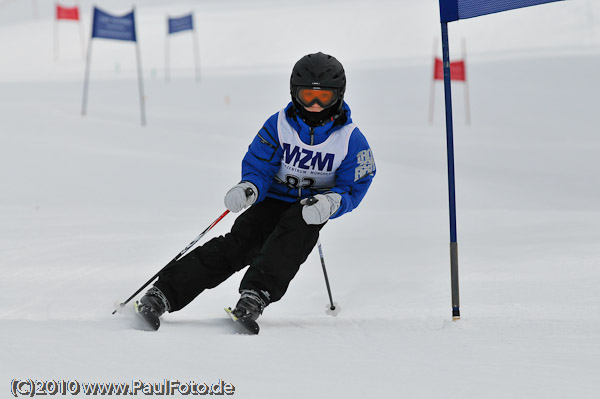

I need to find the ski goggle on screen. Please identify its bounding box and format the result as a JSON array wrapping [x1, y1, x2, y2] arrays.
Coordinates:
[[295, 87, 339, 108]]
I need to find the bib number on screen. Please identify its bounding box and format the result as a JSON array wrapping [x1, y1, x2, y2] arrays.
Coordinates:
[[285, 174, 315, 189]]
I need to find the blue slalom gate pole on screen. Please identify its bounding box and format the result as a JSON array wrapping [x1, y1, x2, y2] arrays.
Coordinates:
[[440, 21, 461, 320], [437, 0, 566, 323]]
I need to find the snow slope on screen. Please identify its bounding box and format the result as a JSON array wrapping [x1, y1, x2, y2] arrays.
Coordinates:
[[1, 1, 599, 398]]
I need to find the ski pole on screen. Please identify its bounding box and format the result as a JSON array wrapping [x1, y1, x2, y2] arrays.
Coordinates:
[[317, 239, 336, 312], [112, 209, 230, 314], [304, 196, 338, 314]]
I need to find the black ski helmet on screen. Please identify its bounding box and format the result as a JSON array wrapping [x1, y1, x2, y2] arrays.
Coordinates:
[[290, 52, 346, 126]]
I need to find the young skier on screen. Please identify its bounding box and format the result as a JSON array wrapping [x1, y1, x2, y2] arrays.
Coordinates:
[[136, 52, 376, 331]]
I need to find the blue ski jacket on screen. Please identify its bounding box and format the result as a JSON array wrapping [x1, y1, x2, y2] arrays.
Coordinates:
[[240, 102, 375, 219]]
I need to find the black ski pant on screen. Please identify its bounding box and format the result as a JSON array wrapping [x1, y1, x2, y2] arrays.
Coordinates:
[[154, 197, 324, 312]]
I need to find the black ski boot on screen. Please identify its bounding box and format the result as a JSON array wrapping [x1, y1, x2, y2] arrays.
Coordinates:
[[226, 289, 269, 334], [134, 287, 170, 331], [232, 289, 268, 321]]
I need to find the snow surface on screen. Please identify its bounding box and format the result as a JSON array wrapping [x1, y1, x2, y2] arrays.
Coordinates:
[[1, 0, 600, 398]]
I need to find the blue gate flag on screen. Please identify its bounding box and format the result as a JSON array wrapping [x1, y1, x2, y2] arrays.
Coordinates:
[[168, 14, 194, 34], [440, 0, 564, 22], [92, 7, 136, 42]]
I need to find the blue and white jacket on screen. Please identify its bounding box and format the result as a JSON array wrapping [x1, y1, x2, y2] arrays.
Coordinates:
[[240, 102, 375, 219]]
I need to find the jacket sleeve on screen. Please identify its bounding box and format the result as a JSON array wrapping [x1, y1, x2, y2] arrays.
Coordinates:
[[240, 113, 282, 202], [328, 127, 376, 219]]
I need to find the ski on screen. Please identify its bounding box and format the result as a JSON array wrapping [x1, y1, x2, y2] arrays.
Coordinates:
[[225, 307, 259, 335]]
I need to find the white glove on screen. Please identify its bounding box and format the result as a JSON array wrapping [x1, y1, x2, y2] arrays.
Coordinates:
[[224, 182, 257, 213], [301, 193, 342, 225]]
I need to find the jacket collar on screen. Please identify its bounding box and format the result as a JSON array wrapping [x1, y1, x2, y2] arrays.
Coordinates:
[[284, 102, 352, 138]]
